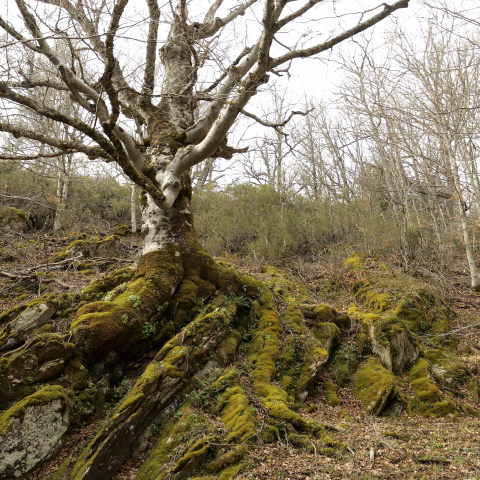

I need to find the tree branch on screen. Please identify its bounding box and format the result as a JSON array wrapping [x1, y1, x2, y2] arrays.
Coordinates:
[[276, 0, 322, 29], [0, 16, 43, 54], [8, 79, 69, 91], [203, 0, 224, 25], [99, 0, 129, 128], [0, 83, 116, 155], [269, 0, 410, 68], [241, 108, 314, 131], [203, 47, 253, 95], [142, 0, 161, 97], [0, 122, 113, 161], [194, 0, 258, 39], [0, 149, 78, 161]]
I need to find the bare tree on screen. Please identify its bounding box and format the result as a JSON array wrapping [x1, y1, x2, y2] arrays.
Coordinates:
[[0, 1, 410, 478]]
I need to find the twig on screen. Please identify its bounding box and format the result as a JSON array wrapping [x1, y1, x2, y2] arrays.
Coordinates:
[[1, 337, 40, 357]]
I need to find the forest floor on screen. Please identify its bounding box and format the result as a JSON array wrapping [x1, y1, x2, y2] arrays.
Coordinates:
[[1, 227, 480, 480]]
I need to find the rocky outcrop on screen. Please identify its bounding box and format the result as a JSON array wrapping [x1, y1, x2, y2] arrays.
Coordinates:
[[0, 207, 32, 233], [0, 386, 71, 480], [0, 336, 75, 408], [10, 303, 56, 336], [58, 235, 122, 259], [360, 313, 419, 372], [353, 357, 401, 415]]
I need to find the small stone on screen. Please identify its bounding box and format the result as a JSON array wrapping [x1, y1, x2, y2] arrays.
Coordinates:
[[10, 303, 55, 335], [31, 359, 65, 383]]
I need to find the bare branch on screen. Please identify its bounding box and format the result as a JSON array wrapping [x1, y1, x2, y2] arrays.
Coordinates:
[[270, 0, 410, 69], [15, 0, 61, 66], [241, 108, 314, 130], [0, 83, 116, 154], [8, 79, 69, 91], [198, 46, 252, 95], [0, 16, 43, 54], [0, 122, 113, 161], [276, 0, 322, 29], [99, 0, 129, 128], [194, 0, 258, 39], [143, 0, 161, 96], [204, 0, 224, 24], [0, 149, 78, 161]]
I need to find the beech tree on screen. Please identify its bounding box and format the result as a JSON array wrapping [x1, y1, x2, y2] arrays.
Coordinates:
[[0, 1, 410, 479]]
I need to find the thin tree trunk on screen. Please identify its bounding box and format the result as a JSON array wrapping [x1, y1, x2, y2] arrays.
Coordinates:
[[131, 184, 137, 234]]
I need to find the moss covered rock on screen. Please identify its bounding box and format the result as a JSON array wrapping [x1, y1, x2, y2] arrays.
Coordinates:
[[324, 380, 340, 407], [57, 235, 122, 260], [361, 313, 418, 373], [424, 349, 468, 386], [353, 357, 401, 415], [0, 206, 32, 233], [0, 386, 71, 480], [0, 335, 75, 407], [408, 357, 456, 418]]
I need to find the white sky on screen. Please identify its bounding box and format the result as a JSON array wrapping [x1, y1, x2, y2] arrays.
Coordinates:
[[0, 0, 476, 185]]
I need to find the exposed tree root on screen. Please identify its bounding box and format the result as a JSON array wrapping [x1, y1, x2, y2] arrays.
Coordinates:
[[1, 251, 479, 480]]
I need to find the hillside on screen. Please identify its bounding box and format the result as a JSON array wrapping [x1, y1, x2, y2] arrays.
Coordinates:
[[0, 227, 479, 480]]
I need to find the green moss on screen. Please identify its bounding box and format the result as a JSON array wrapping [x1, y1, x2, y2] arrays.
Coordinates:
[[260, 266, 312, 303], [216, 385, 256, 443], [408, 357, 456, 418], [340, 410, 354, 422], [328, 344, 359, 388], [467, 379, 479, 403], [312, 322, 340, 350], [42, 457, 70, 480], [0, 386, 70, 435], [136, 405, 198, 480], [312, 304, 337, 322], [261, 425, 279, 443], [172, 436, 216, 474], [393, 299, 426, 333], [217, 462, 245, 480], [322, 435, 336, 446], [324, 381, 340, 407], [55, 235, 121, 261], [0, 206, 32, 231], [357, 332, 369, 354], [0, 292, 75, 327], [409, 357, 430, 381], [80, 266, 136, 301], [343, 253, 363, 269], [113, 224, 130, 236], [63, 356, 88, 390], [205, 445, 248, 474], [355, 284, 390, 313], [353, 357, 400, 415], [14, 294, 29, 302], [410, 377, 442, 403], [245, 287, 319, 431], [71, 248, 184, 358], [424, 349, 468, 385], [287, 433, 316, 453]]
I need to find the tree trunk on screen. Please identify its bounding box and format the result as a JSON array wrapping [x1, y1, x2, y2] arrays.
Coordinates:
[[131, 184, 137, 234], [53, 154, 72, 232]]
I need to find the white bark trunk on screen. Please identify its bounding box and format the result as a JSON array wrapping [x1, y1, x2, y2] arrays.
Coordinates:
[[53, 154, 71, 232], [141, 187, 195, 255], [452, 159, 479, 289], [131, 184, 137, 233]]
